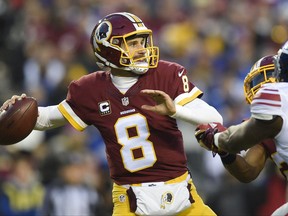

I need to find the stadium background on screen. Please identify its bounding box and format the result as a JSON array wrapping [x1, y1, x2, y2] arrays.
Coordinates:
[[0, 0, 287, 215]]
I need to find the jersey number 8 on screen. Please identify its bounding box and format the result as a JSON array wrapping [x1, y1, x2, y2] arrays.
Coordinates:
[[114, 113, 157, 172]]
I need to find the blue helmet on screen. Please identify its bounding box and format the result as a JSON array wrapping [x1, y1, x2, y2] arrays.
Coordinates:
[[275, 41, 288, 82]]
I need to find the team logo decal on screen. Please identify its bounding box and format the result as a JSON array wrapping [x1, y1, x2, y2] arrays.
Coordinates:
[[95, 21, 112, 44], [98, 100, 111, 116], [160, 191, 174, 209], [118, 194, 126, 203], [121, 97, 129, 106]]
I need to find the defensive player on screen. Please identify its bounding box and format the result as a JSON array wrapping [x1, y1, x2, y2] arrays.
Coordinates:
[[196, 55, 284, 181], [195, 42, 288, 216], [1, 12, 223, 215]]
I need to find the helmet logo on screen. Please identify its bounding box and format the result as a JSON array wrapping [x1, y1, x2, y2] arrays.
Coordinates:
[[95, 21, 112, 43]]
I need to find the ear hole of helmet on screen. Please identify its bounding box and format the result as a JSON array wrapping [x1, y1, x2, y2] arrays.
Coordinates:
[[112, 38, 121, 46]]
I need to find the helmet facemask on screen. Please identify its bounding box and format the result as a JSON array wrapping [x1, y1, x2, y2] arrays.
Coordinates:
[[111, 31, 159, 74], [244, 56, 277, 104]]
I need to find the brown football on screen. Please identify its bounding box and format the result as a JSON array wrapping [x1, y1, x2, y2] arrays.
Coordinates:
[[0, 97, 38, 145]]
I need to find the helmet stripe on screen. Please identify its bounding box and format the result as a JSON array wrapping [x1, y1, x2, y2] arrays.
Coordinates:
[[111, 12, 147, 30], [123, 12, 147, 30], [128, 13, 144, 27]]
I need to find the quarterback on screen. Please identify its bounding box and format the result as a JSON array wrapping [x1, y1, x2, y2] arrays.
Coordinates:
[[1, 12, 222, 215]]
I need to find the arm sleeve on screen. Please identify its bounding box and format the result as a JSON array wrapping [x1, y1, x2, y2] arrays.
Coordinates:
[[251, 85, 282, 118], [34, 106, 68, 131], [170, 98, 223, 125]]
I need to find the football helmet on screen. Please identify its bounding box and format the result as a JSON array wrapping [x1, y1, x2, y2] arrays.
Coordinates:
[[275, 40, 288, 82], [90, 12, 159, 74], [243, 55, 277, 104]]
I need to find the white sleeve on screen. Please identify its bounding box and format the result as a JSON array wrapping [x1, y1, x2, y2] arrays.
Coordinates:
[[34, 106, 68, 131], [170, 98, 223, 125], [251, 85, 282, 118], [251, 113, 274, 120]]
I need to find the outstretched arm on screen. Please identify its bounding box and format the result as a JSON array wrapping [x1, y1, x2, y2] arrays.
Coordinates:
[[140, 89, 223, 125], [195, 122, 268, 183], [215, 117, 282, 153]]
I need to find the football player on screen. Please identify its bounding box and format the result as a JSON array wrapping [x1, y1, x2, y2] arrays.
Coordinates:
[[1, 12, 223, 215], [195, 41, 288, 216]]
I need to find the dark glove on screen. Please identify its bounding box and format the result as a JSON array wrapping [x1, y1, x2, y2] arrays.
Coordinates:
[[195, 122, 227, 156]]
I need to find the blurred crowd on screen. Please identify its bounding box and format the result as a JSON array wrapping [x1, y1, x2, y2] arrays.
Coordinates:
[[0, 0, 287, 215]]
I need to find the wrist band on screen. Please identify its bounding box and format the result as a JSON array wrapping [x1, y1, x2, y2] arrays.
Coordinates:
[[214, 133, 221, 148], [220, 153, 236, 165]]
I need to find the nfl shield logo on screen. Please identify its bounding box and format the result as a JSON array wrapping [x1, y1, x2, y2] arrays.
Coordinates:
[[121, 97, 129, 106]]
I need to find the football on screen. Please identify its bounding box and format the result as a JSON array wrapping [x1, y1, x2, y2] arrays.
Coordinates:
[[0, 97, 38, 145]]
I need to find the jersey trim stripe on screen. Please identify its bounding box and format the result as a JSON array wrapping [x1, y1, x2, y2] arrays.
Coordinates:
[[58, 101, 87, 131], [252, 88, 281, 108], [254, 92, 281, 101], [252, 97, 281, 107], [252, 101, 281, 107], [175, 87, 203, 106], [261, 88, 279, 92]]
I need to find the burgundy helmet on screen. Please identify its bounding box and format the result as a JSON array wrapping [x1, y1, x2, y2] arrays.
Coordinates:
[[243, 55, 277, 104], [90, 12, 159, 74]]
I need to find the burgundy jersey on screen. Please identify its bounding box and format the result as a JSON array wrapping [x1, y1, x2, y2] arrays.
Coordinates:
[[58, 60, 203, 185]]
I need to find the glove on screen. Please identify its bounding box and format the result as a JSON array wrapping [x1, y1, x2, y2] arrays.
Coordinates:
[[195, 122, 227, 156], [276, 41, 288, 81]]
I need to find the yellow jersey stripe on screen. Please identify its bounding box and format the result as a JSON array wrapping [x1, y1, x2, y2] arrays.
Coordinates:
[[176, 89, 203, 106], [58, 103, 86, 131]]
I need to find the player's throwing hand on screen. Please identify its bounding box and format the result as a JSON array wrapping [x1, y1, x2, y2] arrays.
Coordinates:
[[0, 94, 26, 112]]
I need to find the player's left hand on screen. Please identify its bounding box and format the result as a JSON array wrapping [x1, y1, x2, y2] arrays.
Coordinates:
[[140, 89, 176, 116], [195, 122, 226, 155]]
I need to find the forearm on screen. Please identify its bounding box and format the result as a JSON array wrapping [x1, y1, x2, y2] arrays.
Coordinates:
[[214, 123, 258, 154], [215, 118, 280, 154], [170, 98, 223, 125], [222, 154, 260, 183], [34, 106, 67, 130]]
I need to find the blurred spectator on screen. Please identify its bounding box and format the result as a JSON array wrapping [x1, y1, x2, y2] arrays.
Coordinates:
[[0, 149, 13, 183], [1, 0, 288, 215], [40, 152, 103, 216], [0, 150, 45, 216]]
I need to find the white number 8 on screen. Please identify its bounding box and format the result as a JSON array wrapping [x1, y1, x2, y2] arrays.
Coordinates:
[[114, 113, 157, 172]]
